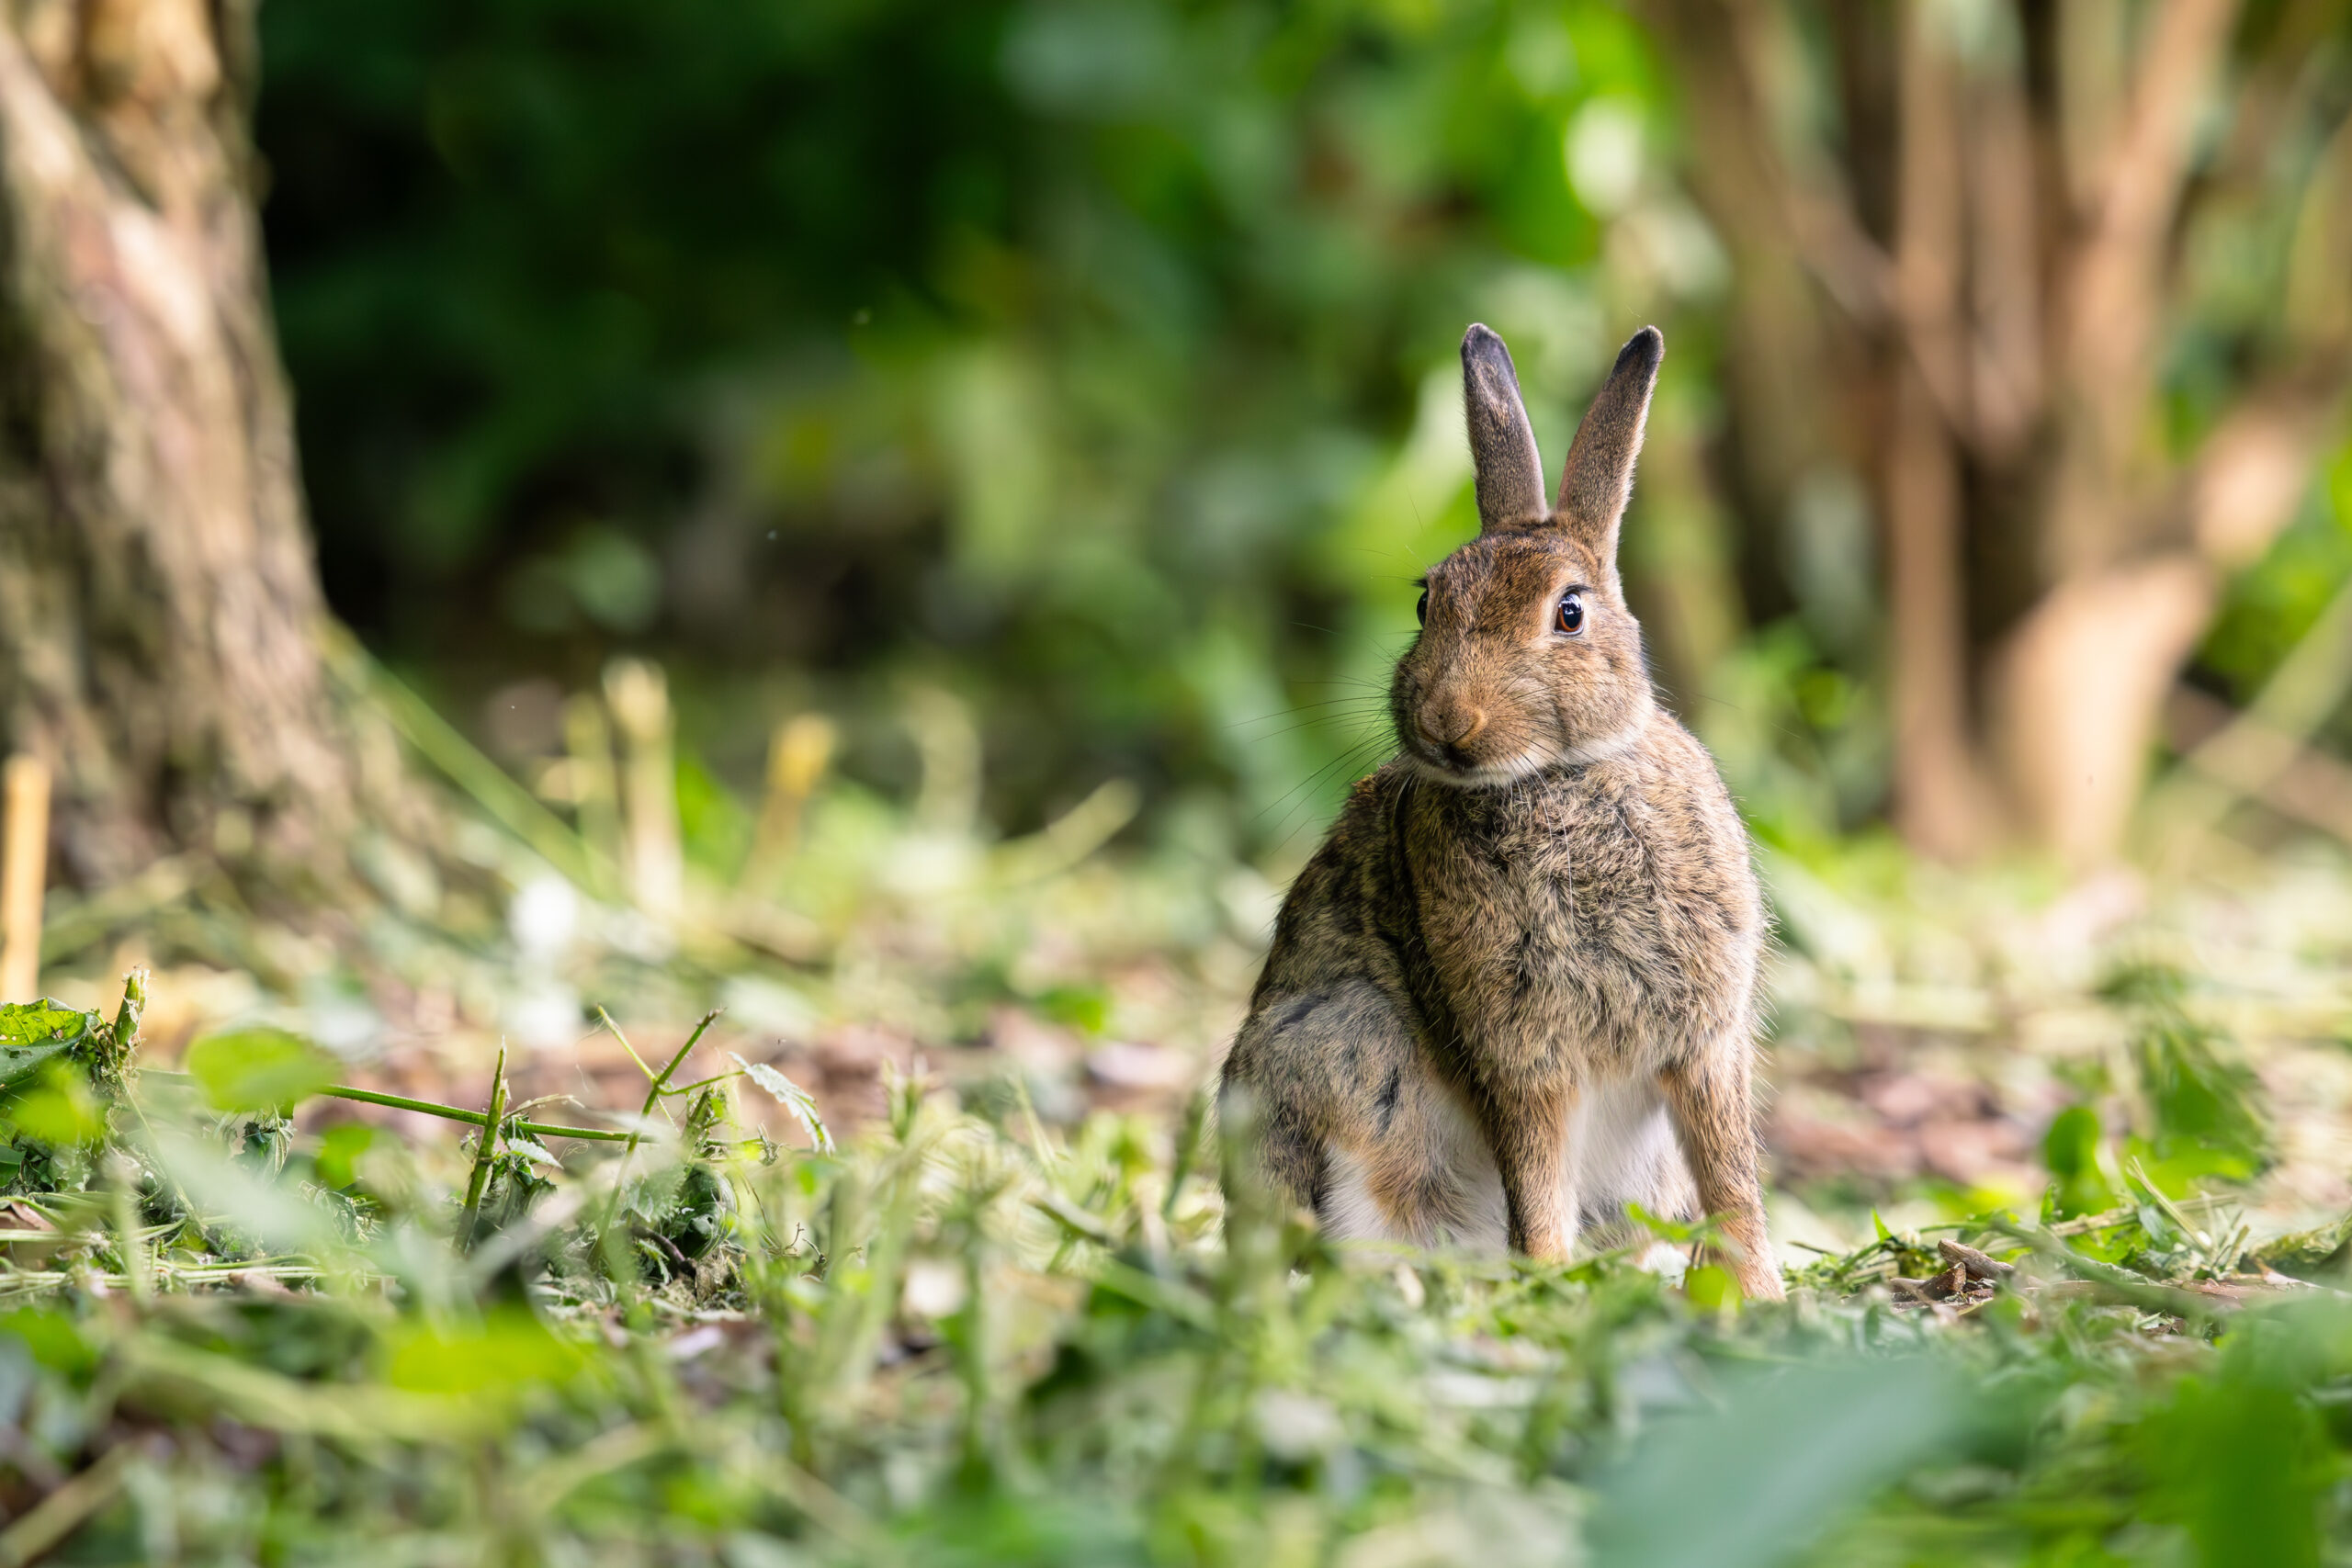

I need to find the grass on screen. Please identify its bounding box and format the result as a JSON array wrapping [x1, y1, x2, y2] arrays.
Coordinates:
[[3, 971, 2352, 1568], [9, 678, 2352, 1565]]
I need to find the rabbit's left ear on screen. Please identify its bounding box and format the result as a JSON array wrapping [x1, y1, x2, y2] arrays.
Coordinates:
[[1462, 324, 1548, 533], [1555, 327, 1662, 557]]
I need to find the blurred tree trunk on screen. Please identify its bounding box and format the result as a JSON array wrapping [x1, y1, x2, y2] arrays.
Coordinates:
[[1648, 0, 2352, 867], [0, 2, 413, 897]]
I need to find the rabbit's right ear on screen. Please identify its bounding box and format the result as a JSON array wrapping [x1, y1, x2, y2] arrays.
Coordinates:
[[1555, 327, 1662, 555], [1462, 324, 1548, 533]]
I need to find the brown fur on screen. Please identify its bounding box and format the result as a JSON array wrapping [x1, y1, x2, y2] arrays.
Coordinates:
[[1220, 324, 1783, 1300]]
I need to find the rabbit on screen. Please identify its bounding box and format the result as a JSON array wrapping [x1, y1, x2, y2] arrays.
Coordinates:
[[1218, 322, 1783, 1301]]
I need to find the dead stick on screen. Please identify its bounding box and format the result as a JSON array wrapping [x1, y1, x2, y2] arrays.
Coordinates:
[[1988, 1220, 2227, 1323], [1938, 1238, 2017, 1281]]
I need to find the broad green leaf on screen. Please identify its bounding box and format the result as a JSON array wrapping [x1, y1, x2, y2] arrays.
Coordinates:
[[314, 1122, 379, 1190], [7, 1070, 104, 1145], [0, 1001, 96, 1090], [2135, 1308, 2339, 1568], [1589, 1356, 1969, 1568], [0, 1306, 96, 1375], [185, 1027, 339, 1112], [2041, 1104, 2120, 1219], [383, 1309, 588, 1397], [1683, 1264, 1738, 1314]]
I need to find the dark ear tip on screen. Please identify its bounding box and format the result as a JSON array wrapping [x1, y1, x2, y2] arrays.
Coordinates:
[[1462, 321, 1509, 361], [1614, 325, 1664, 375]]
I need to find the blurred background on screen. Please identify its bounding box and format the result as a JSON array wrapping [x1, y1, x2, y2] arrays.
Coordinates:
[[5, 0, 2352, 1244], [253, 0, 2352, 864]]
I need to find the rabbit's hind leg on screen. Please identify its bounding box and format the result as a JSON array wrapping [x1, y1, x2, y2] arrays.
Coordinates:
[[1225, 981, 1504, 1252], [1326, 1066, 1507, 1252]]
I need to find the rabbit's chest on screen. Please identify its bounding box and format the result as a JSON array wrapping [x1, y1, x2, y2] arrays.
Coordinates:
[[1408, 782, 1754, 1068]]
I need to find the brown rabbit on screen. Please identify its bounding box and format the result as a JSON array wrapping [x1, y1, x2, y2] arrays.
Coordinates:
[[1219, 323, 1782, 1300]]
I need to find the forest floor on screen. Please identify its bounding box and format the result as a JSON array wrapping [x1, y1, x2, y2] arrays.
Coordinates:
[[9, 728, 2352, 1564]]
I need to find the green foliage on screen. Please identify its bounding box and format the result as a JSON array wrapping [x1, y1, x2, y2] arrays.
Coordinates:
[[2040, 968, 2271, 1245], [0, 1000, 96, 1088], [2199, 449, 2352, 712], [1589, 1356, 1969, 1568], [250, 0, 2352, 865], [3, 976, 2352, 1564], [254, 0, 1747, 845], [183, 1027, 341, 1114], [0, 987, 144, 1196], [2042, 1107, 2120, 1222], [2135, 1331, 2332, 1568], [2130, 1015, 2272, 1184]]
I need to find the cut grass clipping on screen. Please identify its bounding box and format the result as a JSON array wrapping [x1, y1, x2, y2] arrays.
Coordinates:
[[3, 973, 2350, 1566]]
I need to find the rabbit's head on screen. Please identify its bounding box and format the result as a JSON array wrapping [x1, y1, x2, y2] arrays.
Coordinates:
[[1391, 324, 1663, 785]]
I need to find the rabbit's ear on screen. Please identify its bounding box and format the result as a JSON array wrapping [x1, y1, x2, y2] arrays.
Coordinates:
[[1555, 327, 1662, 554], [1462, 324, 1548, 533]]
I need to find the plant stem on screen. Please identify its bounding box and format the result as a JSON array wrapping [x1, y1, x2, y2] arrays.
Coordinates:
[[460, 1043, 508, 1244], [318, 1086, 632, 1143], [612, 1010, 723, 1190], [597, 1006, 661, 1092], [644, 1010, 723, 1119], [662, 1070, 745, 1097]]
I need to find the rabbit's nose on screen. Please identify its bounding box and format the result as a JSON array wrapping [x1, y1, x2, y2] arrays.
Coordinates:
[[1420, 706, 1488, 750]]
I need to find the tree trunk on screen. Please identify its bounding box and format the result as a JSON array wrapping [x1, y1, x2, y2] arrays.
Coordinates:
[[0, 1, 401, 899], [1647, 0, 2352, 870]]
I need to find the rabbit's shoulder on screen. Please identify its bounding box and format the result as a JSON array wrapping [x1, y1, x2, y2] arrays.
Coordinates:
[[1251, 767, 1416, 993], [1548, 715, 1759, 933]]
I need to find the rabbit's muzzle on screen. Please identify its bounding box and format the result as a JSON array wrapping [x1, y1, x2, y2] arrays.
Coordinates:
[[1417, 701, 1488, 769], [1399, 680, 1537, 783]]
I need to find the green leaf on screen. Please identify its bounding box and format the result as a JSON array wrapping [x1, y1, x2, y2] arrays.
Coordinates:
[[0, 1001, 96, 1089], [1036, 984, 1110, 1036], [184, 1027, 339, 1112], [382, 1309, 587, 1398], [2041, 1105, 2120, 1219], [730, 1052, 832, 1153], [8, 1069, 105, 1146], [2135, 1314, 2336, 1568], [2132, 1016, 2269, 1177], [1589, 1356, 1970, 1568], [0, 1306, 96, 1374], [1684, 1264, 1738, 1314], [314, 1122, 379, 1190], [503, 1134, 559, 1167]]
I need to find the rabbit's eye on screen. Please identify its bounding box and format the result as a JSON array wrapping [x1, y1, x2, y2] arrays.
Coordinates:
[[1555, 592, 1586, 636], [1415, 588, 1429, 626]]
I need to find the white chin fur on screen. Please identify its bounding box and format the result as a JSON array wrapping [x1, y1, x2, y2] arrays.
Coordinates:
[[1555, 722, 1645, 766]]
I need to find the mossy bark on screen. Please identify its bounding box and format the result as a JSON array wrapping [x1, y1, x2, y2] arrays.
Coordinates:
[[0, 2, 416, 899]]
